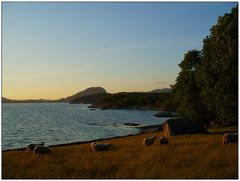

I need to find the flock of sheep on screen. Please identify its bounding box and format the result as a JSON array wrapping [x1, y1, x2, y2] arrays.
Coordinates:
[[26, 143, 52, 156], [25, 135, 169, 156], [26, 133, 238, 156], [143, 135, 169, 146]]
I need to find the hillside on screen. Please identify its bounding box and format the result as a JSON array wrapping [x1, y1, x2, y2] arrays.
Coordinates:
[[59, 87, 107, 102], [2, 97, 13, 103], [149, 88, 172, 93], [86, 92, 176, 110], [70, 93, 111, 104]]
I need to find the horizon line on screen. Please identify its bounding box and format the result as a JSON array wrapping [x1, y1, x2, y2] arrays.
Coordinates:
[[2, 87, 172, 100]]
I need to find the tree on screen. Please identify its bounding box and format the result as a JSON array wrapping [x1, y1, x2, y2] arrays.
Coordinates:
[[197, 6, 238, 125], [172, 50, 206, 123], [172, 6, 237, 126]]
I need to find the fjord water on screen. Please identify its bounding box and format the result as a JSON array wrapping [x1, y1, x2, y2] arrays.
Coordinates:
[[2, 103, 170, 150]]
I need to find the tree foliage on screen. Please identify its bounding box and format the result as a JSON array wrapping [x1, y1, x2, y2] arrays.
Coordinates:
[[83, 92, 176, 109], [172, 50, 205, 123], [198, 6, 238, 125], [173, 6, 238, 126]]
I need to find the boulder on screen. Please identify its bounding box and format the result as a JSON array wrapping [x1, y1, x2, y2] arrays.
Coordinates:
[[163, 119, 208, 137]]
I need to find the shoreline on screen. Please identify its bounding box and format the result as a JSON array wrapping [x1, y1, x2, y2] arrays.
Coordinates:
[[3, 125, 237, 179], [2, 124, 163, 152], [3, 102, 176, 112]]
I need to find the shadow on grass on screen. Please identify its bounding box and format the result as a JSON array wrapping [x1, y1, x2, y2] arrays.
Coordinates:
[[210, 131, 237, 135]]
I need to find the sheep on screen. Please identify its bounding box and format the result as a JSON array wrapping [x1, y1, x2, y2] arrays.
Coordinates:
[[91, 142, 112, 152], [159, 136, 169, 145], [223, 133, 238, 145], [91, 142, 97, 149], [26, 143, 44, 152], [90, 142, 97, 151], [34, 146, 52, 156], [143, 136, 156, 146]]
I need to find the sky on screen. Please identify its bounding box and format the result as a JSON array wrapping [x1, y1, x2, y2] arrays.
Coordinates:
[[2, 2, 237, 99]]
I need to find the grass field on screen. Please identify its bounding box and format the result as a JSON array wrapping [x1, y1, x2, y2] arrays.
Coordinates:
[[2, 126, 238, 179]]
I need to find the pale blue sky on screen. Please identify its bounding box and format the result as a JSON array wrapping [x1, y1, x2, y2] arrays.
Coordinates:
[[2, 2, 237, 99]]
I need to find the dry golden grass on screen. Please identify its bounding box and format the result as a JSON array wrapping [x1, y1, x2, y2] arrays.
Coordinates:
[[2, 127, 238, 179]]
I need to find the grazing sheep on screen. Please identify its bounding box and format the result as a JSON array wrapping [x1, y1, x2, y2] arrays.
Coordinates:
[[90, 142, 97, 152], [143, 136, 156, 146], [91, 142, 97, 149], [26, 143, 44, 152], [34, 146, 52, 156], [223, 133, 238, 145], [91, 142, 112, 152], [159, 136, 169, 145]]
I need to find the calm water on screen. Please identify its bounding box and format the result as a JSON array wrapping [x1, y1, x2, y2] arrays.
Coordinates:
[[2, 103, 171, 150]]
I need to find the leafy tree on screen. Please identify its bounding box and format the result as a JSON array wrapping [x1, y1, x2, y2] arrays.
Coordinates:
[[197, 6, 238, 125], [173, 6, 238, 126], [172, 50, 206, 123]]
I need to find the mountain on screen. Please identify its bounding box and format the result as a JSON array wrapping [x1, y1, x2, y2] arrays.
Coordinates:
[[2, 97, 55, 103], [59, 87, 108, 102], [70, 93, 110, 104], [149, 88, 172, 93]]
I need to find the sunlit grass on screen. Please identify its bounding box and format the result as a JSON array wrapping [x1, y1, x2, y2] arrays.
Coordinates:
[[2, 127, 238, 179]]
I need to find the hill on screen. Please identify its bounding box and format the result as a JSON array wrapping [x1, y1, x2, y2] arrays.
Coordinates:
[[86, 92, 176, 110], [70, 93, 111, 104], [2, 97, 13, 103], [59, 87, 107, 102], [149, 88, 172, 93]]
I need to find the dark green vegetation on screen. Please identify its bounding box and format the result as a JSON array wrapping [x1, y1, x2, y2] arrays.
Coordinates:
[[69, 88, 175, 110], [172, 6, 238, 126], [70, 93, 111, 104], [87, 92, 176, 110], [2, 126, 237, 179]]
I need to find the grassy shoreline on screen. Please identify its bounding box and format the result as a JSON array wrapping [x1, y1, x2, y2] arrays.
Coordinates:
[[2, 124, 163, 152], [2, 126, 238, 179]]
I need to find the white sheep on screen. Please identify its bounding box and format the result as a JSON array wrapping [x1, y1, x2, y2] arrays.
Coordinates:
[[91, 142, 112, 152], [143, 136, 156, 146], [159, 136, 169, 145], [34, 146, 52, 156], [26, 143, 44, 152], [91, 142, 97, 149], [223, 133, 238, 145]]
